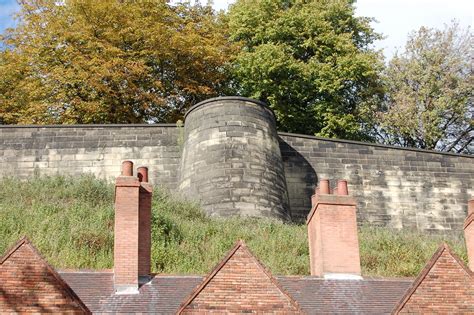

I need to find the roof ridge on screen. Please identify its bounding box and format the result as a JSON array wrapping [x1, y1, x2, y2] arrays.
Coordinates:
[[0, 236, 29, 264], [464, 212, 474, 229]]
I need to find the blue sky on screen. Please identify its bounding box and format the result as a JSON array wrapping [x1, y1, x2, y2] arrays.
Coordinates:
[[0, 0, 19, 32], [1, 0, 472, 59]]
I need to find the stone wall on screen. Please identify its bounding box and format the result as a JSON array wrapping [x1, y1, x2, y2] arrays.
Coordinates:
[[179, 97, 289, 220], [1, 120, 473, 231], [0, 125, 181, 189], [279, 133, 474, 231]]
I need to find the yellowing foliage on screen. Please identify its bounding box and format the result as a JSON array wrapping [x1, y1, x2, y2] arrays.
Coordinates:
[[0, 0, 237, 124]]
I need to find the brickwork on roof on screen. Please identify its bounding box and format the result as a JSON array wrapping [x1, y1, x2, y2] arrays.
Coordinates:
[[393, 244, 474, 314], [179, 241, 303, 314], [0, 238, 89, 314], [464, 212, 474, 271], [306, 186, 361, 277]]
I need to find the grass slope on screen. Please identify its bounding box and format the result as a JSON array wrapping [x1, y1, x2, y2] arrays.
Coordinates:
[[0, 175, 468, 277]]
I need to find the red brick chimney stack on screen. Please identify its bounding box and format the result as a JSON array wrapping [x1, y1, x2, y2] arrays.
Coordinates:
[[114, 161, 152, 294], [307, 179, 362, 279], [464, 199, 474, 271], [137, 166, 152, 281]]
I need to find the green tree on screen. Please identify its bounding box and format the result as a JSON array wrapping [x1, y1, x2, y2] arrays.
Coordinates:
[[378, 23, 473, 153], [0, 0, 236, 124], [227, 0, 384, 140]]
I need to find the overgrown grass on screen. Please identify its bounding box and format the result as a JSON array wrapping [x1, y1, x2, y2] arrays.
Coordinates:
[[0, 175, 467, 277]]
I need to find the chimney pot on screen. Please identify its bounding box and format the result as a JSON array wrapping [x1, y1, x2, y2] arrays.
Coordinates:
[[121, 161, 133, 176], [337, 180, 349, 196], [319, 179, 330, 194], [137, 167, 149, 183]]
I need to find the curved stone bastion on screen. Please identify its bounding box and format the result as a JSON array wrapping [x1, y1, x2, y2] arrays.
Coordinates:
[[1, 98, 473, 231], [178, 97, 290, 220]]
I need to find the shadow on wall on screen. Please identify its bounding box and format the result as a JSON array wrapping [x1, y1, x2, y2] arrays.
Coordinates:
[[279, 138, 317, 222]]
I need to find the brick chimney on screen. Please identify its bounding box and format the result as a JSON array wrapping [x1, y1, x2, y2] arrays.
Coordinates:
[[114, 161, 152, 294], [306, 179, 362, 279], [464, 199, 474, 271], [137, 166, 152, 280]]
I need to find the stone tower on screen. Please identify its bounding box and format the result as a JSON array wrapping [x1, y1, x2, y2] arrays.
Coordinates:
[[179, 97, 290, 220]]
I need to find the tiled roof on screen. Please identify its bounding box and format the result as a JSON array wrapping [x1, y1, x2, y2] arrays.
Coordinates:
[[60, 271, 412, 314], [59, 271, 114, 312], [278, 277, 412, 315], [60, 272, 203, 314]]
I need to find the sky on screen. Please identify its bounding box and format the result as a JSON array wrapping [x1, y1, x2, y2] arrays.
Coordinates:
[[0, 0, 19, 31], [1, 0, 472, 59]]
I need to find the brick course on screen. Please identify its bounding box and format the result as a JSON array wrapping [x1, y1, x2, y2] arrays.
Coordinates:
[[393, 244, 474, 314], [306, 180, 361, 277], [138, 180, 152, 278], [0, 237, 89, 313], [114, 164, 141, 292], [463, 199, 474, 271], [179, 240, 302, 314]]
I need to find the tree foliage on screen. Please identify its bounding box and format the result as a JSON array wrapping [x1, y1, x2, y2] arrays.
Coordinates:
[[2, 1, 471, 155], [226, 0, 384, 139], [0, 0, 236, 124], [378, 23, 473, 153]]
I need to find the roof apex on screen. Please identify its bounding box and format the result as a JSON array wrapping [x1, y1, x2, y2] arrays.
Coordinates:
[[177, 239, 303, 314], [391, 243, 473, 314], [0, 236, 91, 314], [0, 235, 31, 264], [464, 212, 474, 229]]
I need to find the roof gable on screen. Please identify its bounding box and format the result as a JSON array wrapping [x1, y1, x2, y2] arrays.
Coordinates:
[[464, 212, 474, 229], [0, 237, 90, 314], [178, 240, 303, 314], [392, 243, 473, 314]]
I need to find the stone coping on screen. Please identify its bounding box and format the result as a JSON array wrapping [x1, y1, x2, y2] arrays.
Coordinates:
[[0, 123, 176, 128], [184, 96, 274, 120], [0, 122, 471, 158], [278, 132, 474, 158]]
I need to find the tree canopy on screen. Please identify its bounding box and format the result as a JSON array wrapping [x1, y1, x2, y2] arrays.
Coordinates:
[[377, 22, 473, 153], [1, 1, 472, 154], [227, 0, 384, 139], [0, 0, 236, 124]]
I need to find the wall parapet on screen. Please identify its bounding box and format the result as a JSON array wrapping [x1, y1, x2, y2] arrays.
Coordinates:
[[0, 99, 473, 231], [278, 132, 474, 159], [0, 123, 177, 129]]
